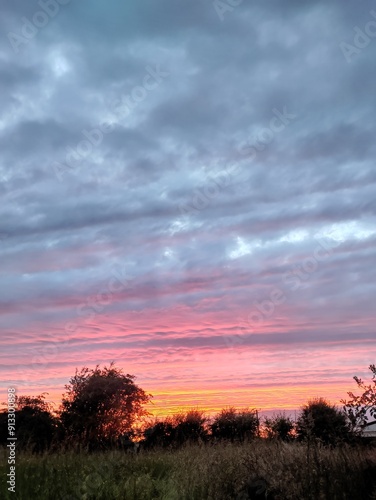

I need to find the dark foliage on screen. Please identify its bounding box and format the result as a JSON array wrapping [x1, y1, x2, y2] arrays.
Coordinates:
[[210, 407, 259, 442], [0, 394, 57, 453], [342, 364, 376, 433], [296, 398, 352, 446], [59, 363, 150, 449], [264, 413, 295, 441], [142, 410, 208, 448]]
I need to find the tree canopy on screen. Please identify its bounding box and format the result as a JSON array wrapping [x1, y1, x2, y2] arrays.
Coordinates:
[[296, 397, 351, 445], [264, 413, 295, 441], [210, 407, 259, 442], [0, 393, 57, 452], [60, 363, 151, 447], [143, 410, 208, 448], [341, 364, 376, 433]]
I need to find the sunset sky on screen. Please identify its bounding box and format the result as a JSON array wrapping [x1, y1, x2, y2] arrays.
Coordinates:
[[1, 0, 376, 418]]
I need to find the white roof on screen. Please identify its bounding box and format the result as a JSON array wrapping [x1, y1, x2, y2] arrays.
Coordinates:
[[362, 421, 376, 437]]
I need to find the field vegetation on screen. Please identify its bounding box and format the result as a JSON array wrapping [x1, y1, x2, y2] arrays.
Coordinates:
[[1, 363, 375, 499], [0, 439, 375, 499]]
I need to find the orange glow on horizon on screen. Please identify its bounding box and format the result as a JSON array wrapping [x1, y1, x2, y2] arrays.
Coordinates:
[[22, 380, 354, 421]]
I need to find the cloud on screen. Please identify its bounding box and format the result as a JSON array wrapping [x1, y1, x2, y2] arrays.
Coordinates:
[[0, 0, 375, 413]]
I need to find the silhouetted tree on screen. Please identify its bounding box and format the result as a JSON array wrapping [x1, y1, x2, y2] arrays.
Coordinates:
[[341, 364, 376, 433], [171, 410, 208, 445], [142, 419, 176, 448], [142, 410, 208, 448], [60, 363, 150, 448], [264, 413, 295, 441], [210, 407, 259, 442], [296, 398, 351, 446], [0, 393, 57, 453]]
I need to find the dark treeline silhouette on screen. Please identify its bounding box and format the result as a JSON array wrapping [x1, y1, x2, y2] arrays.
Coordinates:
[[0, 394, 58, 453], [1, 363, 375, 453]]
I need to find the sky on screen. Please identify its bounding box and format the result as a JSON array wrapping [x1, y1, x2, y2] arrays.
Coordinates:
[[1, 0, 376, 418]]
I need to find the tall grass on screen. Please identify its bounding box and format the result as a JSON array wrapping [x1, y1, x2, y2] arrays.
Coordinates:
[[1, 440, 375, 499]]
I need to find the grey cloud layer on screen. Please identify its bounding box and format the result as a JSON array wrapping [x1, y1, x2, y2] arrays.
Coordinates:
[[1, 0, 375, 378]]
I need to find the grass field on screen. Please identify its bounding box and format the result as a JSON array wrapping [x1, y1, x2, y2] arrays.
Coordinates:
[[1, 440, 376, 500]]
